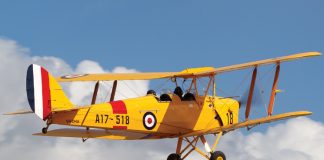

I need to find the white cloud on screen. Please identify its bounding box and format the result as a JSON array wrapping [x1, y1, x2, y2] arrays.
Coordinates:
[[32, 56, 73, 76], [69, 60, 106, 105], [0, 37, 324, 160], [68, 60, 149, 106], [0, 37, 155, 160], [217, 117, 324, 160]]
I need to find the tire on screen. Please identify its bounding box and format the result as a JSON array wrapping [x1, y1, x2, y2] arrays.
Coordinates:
[[210, 151, 226, 160], [167, 153, 181, 160], [42, 127, 47, 134]]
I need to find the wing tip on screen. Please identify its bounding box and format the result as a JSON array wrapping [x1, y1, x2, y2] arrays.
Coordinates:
[[299, 110, 312, 116], [308, 51, 322, 56]]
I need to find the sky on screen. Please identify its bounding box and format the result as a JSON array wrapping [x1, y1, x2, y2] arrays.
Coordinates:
[[0, 0, 324, 160]]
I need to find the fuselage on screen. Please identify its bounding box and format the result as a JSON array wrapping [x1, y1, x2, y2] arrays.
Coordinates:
[[51, 94, 239, 138]]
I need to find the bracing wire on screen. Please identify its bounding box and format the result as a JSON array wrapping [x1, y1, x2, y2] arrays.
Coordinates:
[[101, 81, 129, 100], [121, 80, 142, 97], [152, 78, 172, 91]]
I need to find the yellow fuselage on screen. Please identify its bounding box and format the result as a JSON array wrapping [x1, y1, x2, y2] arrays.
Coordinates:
[[51, 94, 239, 139]]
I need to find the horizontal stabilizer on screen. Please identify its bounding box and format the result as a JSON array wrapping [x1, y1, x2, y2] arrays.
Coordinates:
[[3, 109, 33, 115]]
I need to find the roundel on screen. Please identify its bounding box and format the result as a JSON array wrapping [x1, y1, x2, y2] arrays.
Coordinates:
[[143, 112, 157, 130]]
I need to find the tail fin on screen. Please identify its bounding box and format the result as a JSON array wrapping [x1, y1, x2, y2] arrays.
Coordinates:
[[26, 64, 73, 120]]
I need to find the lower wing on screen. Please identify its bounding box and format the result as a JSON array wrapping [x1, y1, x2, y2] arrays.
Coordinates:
[[182, 111, 311, 137], [33, 128, 177, 140]]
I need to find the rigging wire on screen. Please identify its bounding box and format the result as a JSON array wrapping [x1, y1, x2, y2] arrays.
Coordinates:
[[215, 69, 252, 98], [214, 67, 276, 122], [231, 69, 254, 96], [99, 81, 113, 102], [152, 78, 171, 92], [101, 81, 129, 100], [251, 65, 277, 116], [121, 80, 142, 97], [246, 65, 277, 118], [102, 82, 112, 102], [96, 81, 105, 103]]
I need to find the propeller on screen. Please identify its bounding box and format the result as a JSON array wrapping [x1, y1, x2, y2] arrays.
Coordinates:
[[238, 85, 265, 108], [235, 84, 266, 120]]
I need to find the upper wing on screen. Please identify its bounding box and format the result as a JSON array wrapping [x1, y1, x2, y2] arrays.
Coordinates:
[[56, 52, 321, 82], [182, 111, 312, 137], [56, 67, 216, 82], [56, 72, 178, 82], [207, 51, 320, 74], [190, 51, 321, 76]]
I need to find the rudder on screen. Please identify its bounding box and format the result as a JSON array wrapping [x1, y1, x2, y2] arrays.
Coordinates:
[[26, 64, 73, 120]]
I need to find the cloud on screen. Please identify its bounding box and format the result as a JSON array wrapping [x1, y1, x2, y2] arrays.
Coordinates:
[[0, 37, 156, 160], [69, 60, 149, 105], [217, 117, 324, 160], [1, 37, 324, 160]]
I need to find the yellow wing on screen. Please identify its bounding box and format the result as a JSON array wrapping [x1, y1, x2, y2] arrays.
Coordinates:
[[182, 111, 312, 137], [205, 51, 320, 74], [56, 51, 321, 82], [57, 72, 178, 82], [33, 128, 175, 140], [33, 128, 148, 140]]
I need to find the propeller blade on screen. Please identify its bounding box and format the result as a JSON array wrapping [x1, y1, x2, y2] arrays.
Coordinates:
[[239, 85, 264, 109]]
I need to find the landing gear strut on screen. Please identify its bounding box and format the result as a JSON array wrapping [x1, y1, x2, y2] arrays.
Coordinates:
[[167, 132, 224, 160]]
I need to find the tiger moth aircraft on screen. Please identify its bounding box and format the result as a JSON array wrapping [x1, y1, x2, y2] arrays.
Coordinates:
[[5, 52, 321, 160]]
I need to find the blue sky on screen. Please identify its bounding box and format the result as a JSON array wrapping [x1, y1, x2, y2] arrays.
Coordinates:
[[1, 1, 323, 121]]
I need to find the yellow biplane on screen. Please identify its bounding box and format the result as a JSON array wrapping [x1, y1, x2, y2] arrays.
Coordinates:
[[6, 52, 321, 160]]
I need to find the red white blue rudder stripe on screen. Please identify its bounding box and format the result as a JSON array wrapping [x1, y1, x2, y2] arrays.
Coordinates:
[[26, 64, 51, 120]]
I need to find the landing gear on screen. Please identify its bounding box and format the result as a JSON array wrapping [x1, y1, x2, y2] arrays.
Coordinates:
[[210, 151, 226, 160], [42, 127, 48, 134], [42, 117, 52, 134], [168, 132, 225, 160], [167, 153, 181, 160]]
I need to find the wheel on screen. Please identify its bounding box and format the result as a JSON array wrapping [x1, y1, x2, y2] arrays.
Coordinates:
[[167, 153, 181, 160], [210, 151, 226, 160], [42, 127, 48, 134]]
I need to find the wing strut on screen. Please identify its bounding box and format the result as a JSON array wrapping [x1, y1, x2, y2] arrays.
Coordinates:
[[268, 64, 280, 116], [91, 81, 100, 104], [245, 67, 258, 120], [82, 81, 100, 132], [110, 80, 118, 102]]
